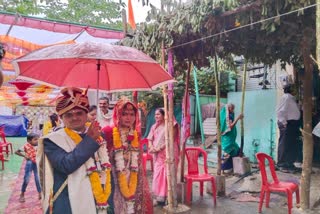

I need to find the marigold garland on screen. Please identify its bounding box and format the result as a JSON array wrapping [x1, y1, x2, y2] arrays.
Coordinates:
[[113, 127, 139, 149], [112, 127, 139, 200], [64, 127, 112, 208], [89, 169, 112, 206], [118, 171, 138, 199]]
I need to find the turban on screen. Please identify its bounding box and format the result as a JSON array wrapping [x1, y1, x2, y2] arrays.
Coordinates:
[[56, 87, 89, 116]]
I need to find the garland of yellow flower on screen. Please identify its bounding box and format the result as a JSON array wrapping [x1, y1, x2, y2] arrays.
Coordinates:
[[113, 127, 139, 199], [64, 127, 111, 206]]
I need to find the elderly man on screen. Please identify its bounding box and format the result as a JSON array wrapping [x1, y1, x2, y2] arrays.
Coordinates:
[[37, 87, 110, 214], [97, 97, 113, 128], [276, 85, 301, 173]]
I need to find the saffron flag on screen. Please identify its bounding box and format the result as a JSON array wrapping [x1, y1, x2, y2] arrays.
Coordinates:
[[128, 0, 136, 30]]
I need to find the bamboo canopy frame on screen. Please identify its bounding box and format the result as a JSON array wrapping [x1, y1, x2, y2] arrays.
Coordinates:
[[179, 62, 191, 183], [240, 59, 247, 156], [213, 55, 222, 176], [161, 44, 175, 209]]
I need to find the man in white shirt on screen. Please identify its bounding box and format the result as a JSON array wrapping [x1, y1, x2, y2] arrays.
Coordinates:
[[276, 85, 301, 172], [97, 97, 113, 128]]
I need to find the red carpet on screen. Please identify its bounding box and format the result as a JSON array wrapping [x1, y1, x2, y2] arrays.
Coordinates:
[[4, 160, 42, 214]]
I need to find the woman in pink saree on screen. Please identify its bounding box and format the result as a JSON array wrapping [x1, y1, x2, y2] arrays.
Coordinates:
[[102, 98, 153, 214], [147, 108, 180, 206]]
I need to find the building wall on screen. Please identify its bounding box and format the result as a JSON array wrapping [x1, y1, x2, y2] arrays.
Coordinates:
[[228, 89, 278, 162]]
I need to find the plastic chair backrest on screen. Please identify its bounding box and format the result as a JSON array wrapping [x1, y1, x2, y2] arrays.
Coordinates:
[[185, 147, 209, 175], [140, 138, 149, 153], [0, 125, 4, 133], [256, 152, 279, 185], [0, 131, 7, 143]]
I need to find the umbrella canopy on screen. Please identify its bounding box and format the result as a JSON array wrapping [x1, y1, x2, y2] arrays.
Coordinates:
[[12, 42, 173, 92]]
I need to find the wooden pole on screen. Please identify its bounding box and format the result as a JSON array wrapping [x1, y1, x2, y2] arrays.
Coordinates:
[[211, 55, 226, 197], [121, 8, 127, 35], [214, 55, 222, 175], [180, 61, 191, 183], [161, 43, 174, 209], [167, 50, 178, 208], [240, 59, 247, 156], [300, 35, 314, 210], [317, 0, 320, 68]]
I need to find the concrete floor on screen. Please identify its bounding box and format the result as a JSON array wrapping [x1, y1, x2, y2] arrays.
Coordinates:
[[1, 137, 320, 214], [0, 137, 25, 213]]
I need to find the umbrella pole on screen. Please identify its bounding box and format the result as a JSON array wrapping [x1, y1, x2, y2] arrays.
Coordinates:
[[96, 59, 101, 105]]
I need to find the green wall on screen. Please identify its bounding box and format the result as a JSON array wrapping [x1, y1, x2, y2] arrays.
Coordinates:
[[228, 89, 277, 162]]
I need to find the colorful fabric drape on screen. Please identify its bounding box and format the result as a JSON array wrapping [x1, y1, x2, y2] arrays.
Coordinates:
[[167, 50, 174, 99], [1, 35, 74, 71], [181, 91, 190, 144]]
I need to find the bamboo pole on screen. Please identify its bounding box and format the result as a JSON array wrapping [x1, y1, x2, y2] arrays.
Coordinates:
[[317, 0, 320, 68], [180, 61, 191, 183], [211, 55, 226, 197], [121, 8, 127, 35], [168, 82, 178, 208], [167, 51, 178, 208], [161, 43, 174, 209], [213, 55, 222, 175], [240, 59, 247, 156], [300, 36, 314, 209]]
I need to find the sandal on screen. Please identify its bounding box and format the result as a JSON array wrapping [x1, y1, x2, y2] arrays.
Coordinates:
[[279, 167, 290, 173]]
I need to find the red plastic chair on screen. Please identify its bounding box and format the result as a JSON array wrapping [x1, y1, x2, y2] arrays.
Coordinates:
[[0, 146, 5, 170], [0, 131, 13, 155], [256, 152, 300, 214], [140, 138, 153, 173], [184, 147, 216, 206]]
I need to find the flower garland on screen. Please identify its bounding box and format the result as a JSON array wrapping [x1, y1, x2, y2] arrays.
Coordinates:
[[64, 127, 112, 209], [112, 127, 139, 213]]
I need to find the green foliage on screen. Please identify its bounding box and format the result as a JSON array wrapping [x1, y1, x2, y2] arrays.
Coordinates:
[[0, 0, 41, 15], [120, 0, 316, 70], [42, 0, 123, 29], [0, 0, 123, 30], [189, 56, 236, 96]]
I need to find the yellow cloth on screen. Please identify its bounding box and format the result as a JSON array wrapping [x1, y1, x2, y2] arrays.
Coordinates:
[[42, 121, 52, 136]]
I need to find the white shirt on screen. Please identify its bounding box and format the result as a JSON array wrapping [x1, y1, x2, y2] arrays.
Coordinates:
[[277, 93, 300, 125], [97, 110, 113, 128]]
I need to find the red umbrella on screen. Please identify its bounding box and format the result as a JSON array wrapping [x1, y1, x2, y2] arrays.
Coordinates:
[[12, 42, 173, 93]]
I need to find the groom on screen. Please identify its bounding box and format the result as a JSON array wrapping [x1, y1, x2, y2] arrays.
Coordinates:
[[37, 87, 104, 214]]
